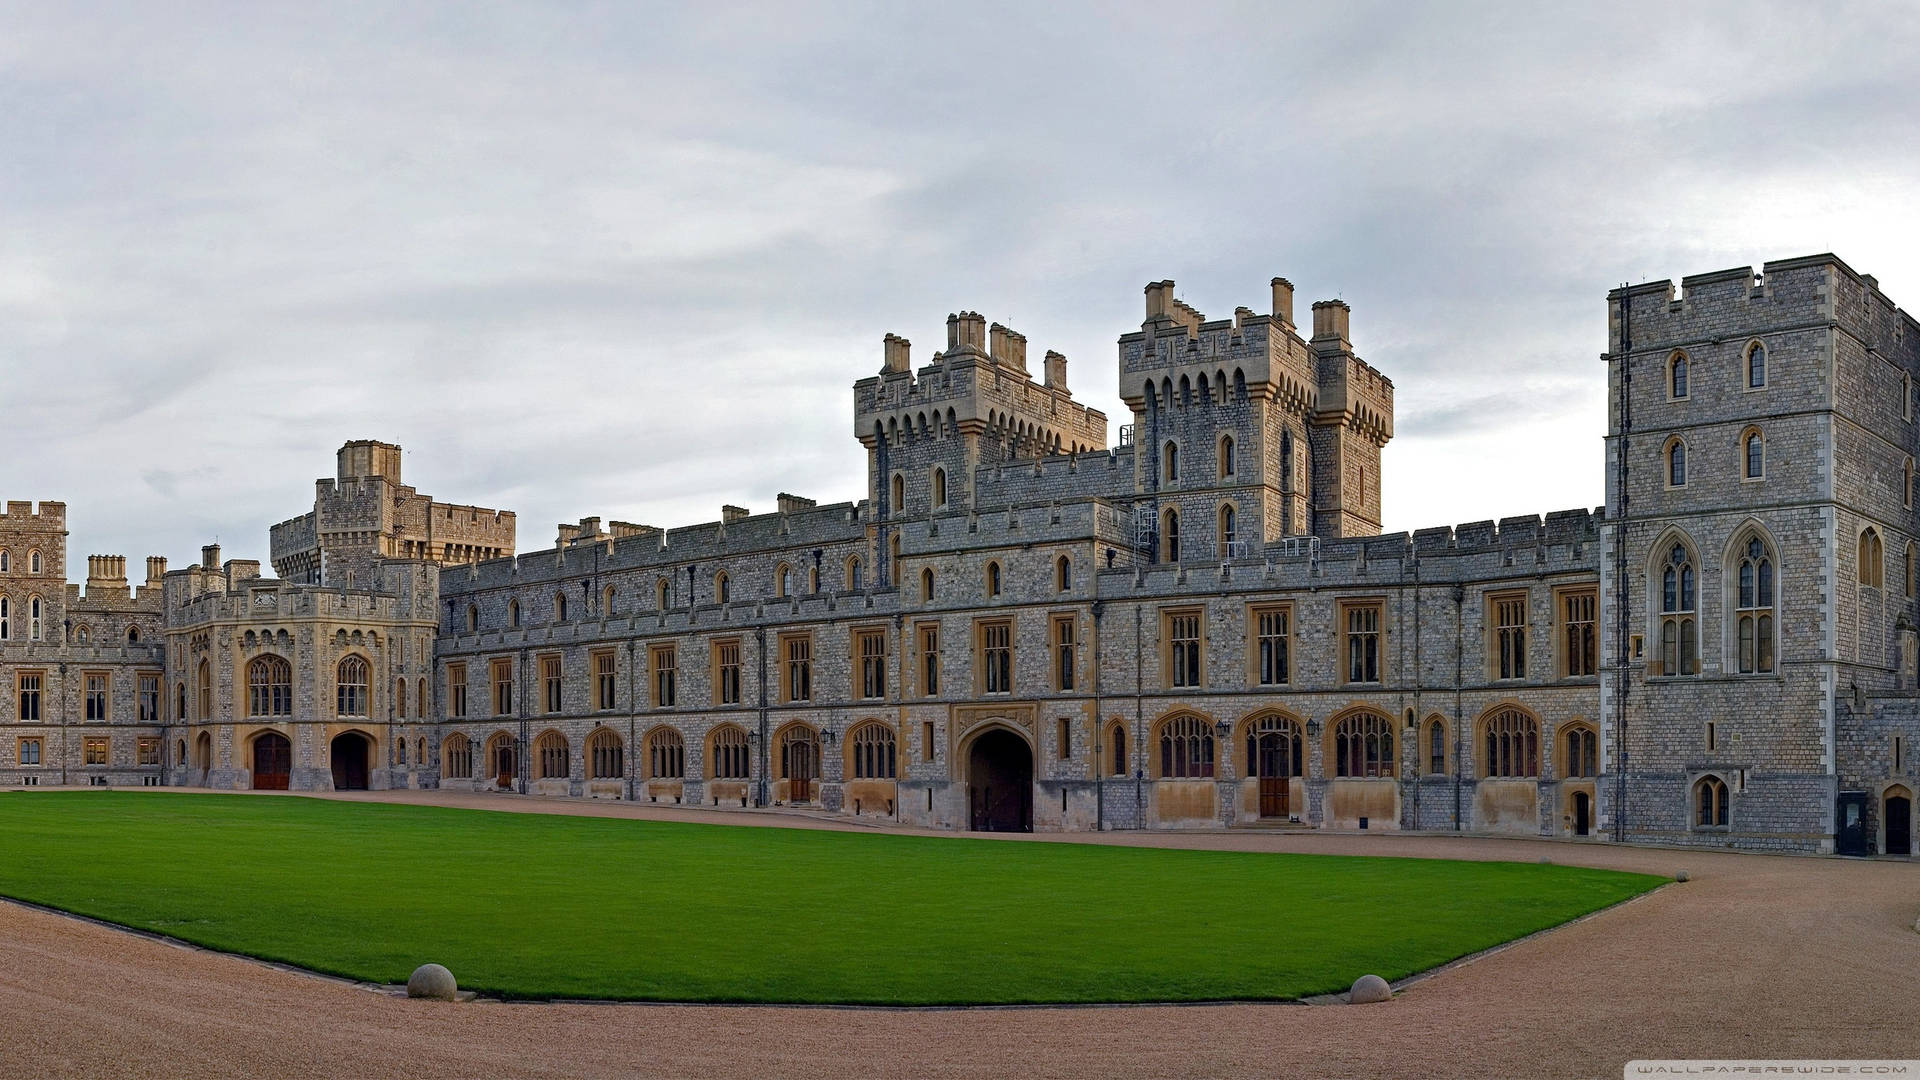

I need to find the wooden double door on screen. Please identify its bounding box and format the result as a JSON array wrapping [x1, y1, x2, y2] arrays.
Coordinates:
[[1253, 731, 1296, 819], [252, 733, 291, 790]]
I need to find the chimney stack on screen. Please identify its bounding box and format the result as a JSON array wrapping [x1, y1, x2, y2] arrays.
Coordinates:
[[1271, 278, 1295, 329], [1311, 299, 1350, 345], [1144, 280, 1175, 320], [777, 493, 816, 514], [989, 323, 1028, 373], [882, 333, 911, 374], [946, 312, 987, 355], [721, 505, 750, 524], [1043, 350, 1068, 390], [201, 543, 222, 569], [145, 556, 167, 585]]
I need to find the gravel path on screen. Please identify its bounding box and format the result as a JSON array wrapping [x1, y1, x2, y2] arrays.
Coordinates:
[[0, 788, 1913, 1079]]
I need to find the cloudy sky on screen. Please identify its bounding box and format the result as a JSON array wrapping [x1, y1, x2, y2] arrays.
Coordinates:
[[4, 2, 1918, 576]]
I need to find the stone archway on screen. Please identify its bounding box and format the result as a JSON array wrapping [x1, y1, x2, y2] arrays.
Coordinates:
[[1885, 786, 1912, 856], [965, 727, 1033, 833], [330, 732, 371, 791]]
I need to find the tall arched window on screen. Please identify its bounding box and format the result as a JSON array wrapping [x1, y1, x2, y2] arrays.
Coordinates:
[[535, 730, 569, 779], [1660, 542, 1698, 676], [1694, 775, 1728, 827], [1163, 509, 1181, 563], [846, 556, 862, 590], [1158, 715, 1214, 778], [1907, 459, 1915, 509], [1907, 542, 1917, 599], [1743, 430, 1764, 479], [1669, 351, 1689, 398], [648, 727, 685, 779], [1055, 556, 1071, 592], [890, 473, 904, 511], [889, 534, 901, 587], [0, 596, 9, 640], [1219, 504, 1237, 548], [1746, 341, 1766, 388], [1164, 441, 1179, 483], [1735, 535, 1776, 674], [443, 733, 473, 779], [850, 722, 897, 779], [932, 467, 947, 508], [465, 604, 478, 632], [714, 571, 730, 605], [1481, 708, 1540, 778], [0, 550, 8, 572], [587, 728, 624, 779], [985, 561, 1002, 598], [1219, 435, 1236, 478], [1562, 724, 1598, 778], [1108, 722, 1127, 777], [336, 656, 369, 716], [656, 578, 671, 609], [776, 563, 792, 598], [921, 568, 935, 603], [554, 592, 568, 622], [1334, 712, 1395, 778], [1666, 438, 1687, 487], [28, 596, 41, 640], [247, 656, 293, 717], [508, 599, 521, 628], [28, 550, 40, 574], [196, 660, 213, 720], [603, 585, 616, 616], [711, 725, 750, 779], [1426, 718, 1447, 775], [1860, 528, 1884, 588]]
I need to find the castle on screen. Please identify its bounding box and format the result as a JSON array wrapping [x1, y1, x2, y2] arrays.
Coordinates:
[[2, 254, 1913, 854]]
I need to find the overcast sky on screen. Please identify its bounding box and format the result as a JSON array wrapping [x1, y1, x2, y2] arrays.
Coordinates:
[[4, 2, 1918, 578]]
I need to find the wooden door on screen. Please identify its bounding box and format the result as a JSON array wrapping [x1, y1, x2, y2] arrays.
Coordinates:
[[1887, 796, 1912, 855], [1574, 791, 1591, 836], [789, 740, 814, 803], [252, 734, 291, 791], [1256, 733, 1290, 818], [495, 745, 514, 789]]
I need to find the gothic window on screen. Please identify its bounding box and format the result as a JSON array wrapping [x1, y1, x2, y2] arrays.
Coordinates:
[[1164, 441, 1179, 483], [536, 729, 570, 779], [1254, 606, 1290, 685], [247, 656, 293, 717], [846, 556, 862, 590], [888, 534, 901, 587], [1491, 593, 1528, 680], [1665, 438, 1687, 487], [1344, 603, 1382, 684], [1219, 435, 1236, 478], [1219, 504, 1237, 549], [985, 561, 1002, 598], [1163, 509, 1181, 563], [0, 596, 9, 640], [643, 727, 682, 779], [554, 592, 568, 622], [921, 568, 935, 603], [1245, 714, 1303, 777], [932, 467, 947, 508], [443, 734, 473, 779], [1735, 535, 1776, 674], [1108, 722, 1128, 777], [28, 550, 40, 574], [1167, 611, 1201, 688], [1333, 711, 1395, 778], [336, 656, 369, 717], [28, 595, 40, 640], [1563, 724, 1598, 778], [1669, 351, 1689, 399], [1694, 775, 1729, 827], [1744, 430, 1764, 480], [603, 585, 616, 615], [1907, 543, 1917, 599], [1745, 341, 1766, 389], [0, 550, 8, 572], [890, 473, 904, 511], [710, 725, 750, 779], [465, 604, 478, 632], [714, 571, 730, 605], [196, 659, 213, 720], [1426, 718, 1447, 775], [1056, 556, 1071, 592], [1157, 714, 1214, 778], [1860, 528, 1884, 588], [979, 620, 1011, 694], [1660, 542, 1698, 676], [508, 599, 521, 628], [657, 578, 671, 610], [1481, 708, 1541, 778], [1561, 589, 1597, 677], [776, 563, 793, 598], [850, 722, 897, 780]]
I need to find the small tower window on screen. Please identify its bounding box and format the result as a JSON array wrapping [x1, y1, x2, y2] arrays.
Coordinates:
[[932, 467, 947, 508], [1666, 439, 1687, 487], [1164, 442, 1179, 483], [1220, 435, 1236, 478], [1744, 431, 1764, 479], [1163, 509, 1181, 563], [1055, 556, 1071, 592], [1746, 342, 1766, 388], [1669, 352, 1689, 399], [986, 561, 1002, 598]]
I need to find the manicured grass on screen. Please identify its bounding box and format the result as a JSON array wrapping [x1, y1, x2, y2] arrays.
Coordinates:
[[0, 792, 1660, 1004]]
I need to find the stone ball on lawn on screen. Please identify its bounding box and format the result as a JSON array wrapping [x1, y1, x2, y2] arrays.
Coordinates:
[[1349, 974, 1392, 1004], [407, 963, 458, 1001], [1674, 870, 1690, 883]]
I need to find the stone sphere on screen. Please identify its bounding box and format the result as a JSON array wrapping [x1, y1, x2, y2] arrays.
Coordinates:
[[1674, 870, 1691, 883], [407, 963, 458, 1001], [1349, 974, 1392, 1004]]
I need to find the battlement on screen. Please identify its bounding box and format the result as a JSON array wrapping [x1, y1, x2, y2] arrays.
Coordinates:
[[1609, 253, 1918, 354], [0, 500, 66, 527], [336, 439, 403, 483]]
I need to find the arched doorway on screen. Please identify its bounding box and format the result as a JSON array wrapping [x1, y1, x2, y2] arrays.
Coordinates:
[[967, 727, 1033, 832], [192, 731, 213, 784], [330, 732, 370, 791], [1572, 791, 1591, 837], [252, 732, 291, 790], [1886, 788, 1912, 856], [486, 733, 517, 790], [780, 726, 818, 804]]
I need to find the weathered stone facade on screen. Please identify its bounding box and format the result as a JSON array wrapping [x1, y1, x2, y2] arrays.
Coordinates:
[[5, 254, 1914, 853]]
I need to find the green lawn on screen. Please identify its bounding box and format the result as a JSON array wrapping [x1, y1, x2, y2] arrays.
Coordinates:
[[0, 792, 1660, 1004]]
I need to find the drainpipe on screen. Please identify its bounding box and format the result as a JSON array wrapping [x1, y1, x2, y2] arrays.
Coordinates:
[[756, 626, 769, 807], [626, 638, 637, 802], [1133, 602, 1145, 829], [517, 648, 529, 795], [1092, 598, 1105, 830], [1453, 584, 1464, 830], [1612, 285, 1634, 843]]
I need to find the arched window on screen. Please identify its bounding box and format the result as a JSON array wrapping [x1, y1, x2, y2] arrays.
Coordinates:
[[1333, 712, 1395, 778], [648, 727, 685, 779], [417, 678, 428, 719], [1907, 459, 1915, 509], [1746, 341, 1766, 388], [0, 597, 8, 641], [587, 728, 624, 779], [1245, 714, 1303, 777], [985, 561, 1002, 598], [28, 595, 41, 640], [1907, 542, 1917, 599], [714, 571, 730, 605], [535, 730, 569, 779], [1163, 509, 1181, 563], [889, 534, 901, 587], [465, 604, 478, 632], [890, 473, 905, 511], [246, 656, 293, 717], [1669, 351, 1689, 399], [1425, 718, 1447, 775], [336, 656, 369, 716], [74, 625, 88, 644], [846, 556, 862, 591], [1666, 438, 1687, 487], [443, 730, 474, 772], [0, 550, 8, 572], [1660, 541, 1698, 676], [808, 565, 820, 593], [1219, 435, 1236, 478], [656, 578, 671, 609], [602, 585, 616, 616], [508, 599, 521, 628], [711, 725, 750, 779], [1563, 724, 1598, 778], [1158, 714, 1214, 778], [850, 722, 897, 779], [1164, 441, 1179, 483], [28, 550, 40, 574], [1108, 722, 1127, 777], [920, 567, 935, 603], [196, 660, 213, 720], [1743, 430, 1764, 480], [127, 626, 139, 644], [1481, 708, 1540, 778], [398, 739, 408, 765], [1219, 504, 1236, 548], [776, 563, 792, 598], [1735, 535, 1776, 674], [395, 677, 408, 718], [1860, 528, 1884, 588], [554, 592, 568, 622], [1694, 775, 1729, 827], [932, 467, 947, 508], [176, 682, 187, 722], [1055, 556, 1071, 592]]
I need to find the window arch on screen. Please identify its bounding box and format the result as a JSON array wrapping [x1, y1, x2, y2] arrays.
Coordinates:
[[336, 656, 369, 716], [1665, 437, 1687, 487], [1108, 721, 1128, 777], [1244, 713, 1303, 778], [74, 625, 88, 644], [1163, 441, 1179, 483], [443, 734, 473, 779], [465, 604, 478, 632], [656, 578, 671, 609], [1742, 428, 1764, 480], [535, 730, 569, 779], [397, 739, 408, 765], [1333, 711, 1395, 778], [1219, 434, 1236, 478], [1745, 340, 1766, 389], [775, 563, 792, 598], [176, 682, 187, 722], [1481, 707, 1540, 778], [196, 659, 213, 720], [850, 722, 897, 779], [0, 550, 8, 572], [1860, 528, 1884, 588], [714, 570, 730, 605], [554, 592, 568, 622], [890, 472, 905, 511], [0, 597, 7, 641], [985, 561, 1002, 598], [846, 555, 862, 591], [1659, 539, 1699, 676], [600, 585, 615, 616], [1157, 714, 1215, 778], [1733, 533, 1776, 674], [808, 565, 820, 593], [127, 626, 139, 644], [1162, 508, 1181, 563], [1907, 542, 1917, 599], [1694, 775, 1729, 827], [921, 567, 935, 603], [587, 728, 624, 779], [1424, 716, 1448, 775], [507, 599, 521, 628], [1668, 351, 1689, 399], [932, 467, 947, 508], [1906, 458, 1915, 510], [647, 726, 685, 779], [889, 534, 902, 587], [28, 595, 40, 640], [1562, 722, 1598, 778], [710, 724, 750, 779], [247, 655, 293, 717], [28, 550, 40, 574], [1218, 503, 1237, 549], [1055, 556, 1071, 593]]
